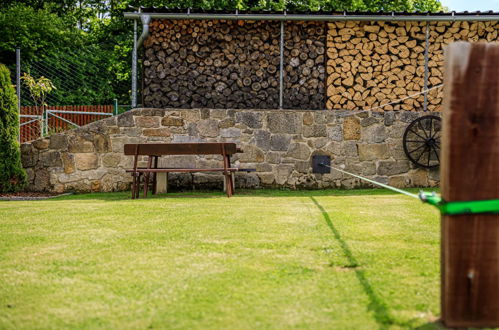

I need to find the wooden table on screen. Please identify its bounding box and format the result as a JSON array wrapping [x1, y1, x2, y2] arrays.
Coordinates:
[[124, 143, 243, 198]]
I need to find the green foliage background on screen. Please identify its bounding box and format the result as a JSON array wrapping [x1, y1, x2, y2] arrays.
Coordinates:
[[0, 64, 27, 192], [0, 0, 443, 105]]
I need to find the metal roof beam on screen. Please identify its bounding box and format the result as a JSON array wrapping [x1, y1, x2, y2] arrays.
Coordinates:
[[124, 12, 499, 22]]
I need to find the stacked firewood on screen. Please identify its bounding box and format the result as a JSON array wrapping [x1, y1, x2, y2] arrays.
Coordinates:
[[283, 22, 326, 109], [427, 21, 499, 111], [142, 19, 281, 109], [326, 21, 427, 111]]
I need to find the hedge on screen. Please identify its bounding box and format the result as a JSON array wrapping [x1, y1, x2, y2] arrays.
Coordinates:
[[0, 63, 26, 192]]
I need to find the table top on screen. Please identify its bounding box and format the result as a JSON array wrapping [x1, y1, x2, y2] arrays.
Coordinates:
[[124, 142, 239, 156]]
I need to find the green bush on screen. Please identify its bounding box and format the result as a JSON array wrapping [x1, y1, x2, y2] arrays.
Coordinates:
[[0, 64, 26, 192]]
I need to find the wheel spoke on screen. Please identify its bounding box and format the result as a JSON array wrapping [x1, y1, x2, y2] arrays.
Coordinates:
[[427, 148, 431, 167], [418, 120, 430, 139], [432, 146, 440, 163], [415, 145, 428, 163], [429, 118, 433, 140], [405, 139, 426, 143], [408, 128, 426, 140], [408, 143, 426, 154]]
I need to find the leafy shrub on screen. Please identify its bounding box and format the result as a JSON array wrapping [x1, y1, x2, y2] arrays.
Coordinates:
[[0, 64, 26, 192]]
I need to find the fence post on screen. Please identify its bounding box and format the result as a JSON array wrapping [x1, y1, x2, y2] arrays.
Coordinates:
[[113, 99, 118, 116], [16, 48, 21, 142], [131, 19, 138, 108], [441, 42, 499, 327]]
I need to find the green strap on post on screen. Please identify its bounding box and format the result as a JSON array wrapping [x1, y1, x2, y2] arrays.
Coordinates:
[[419, 191, 499, 215]]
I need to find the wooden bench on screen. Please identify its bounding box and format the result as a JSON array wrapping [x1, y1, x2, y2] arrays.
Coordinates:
[[124, 143, 252, 198]]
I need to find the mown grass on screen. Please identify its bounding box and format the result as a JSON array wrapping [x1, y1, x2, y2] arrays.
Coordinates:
[[0, 189, 441, 329]]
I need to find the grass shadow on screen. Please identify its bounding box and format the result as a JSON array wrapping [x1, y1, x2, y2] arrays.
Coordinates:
[[310, 196, 424, 329]]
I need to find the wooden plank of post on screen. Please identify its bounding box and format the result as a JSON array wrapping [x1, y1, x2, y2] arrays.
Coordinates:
[[441, 41, 499, 327]]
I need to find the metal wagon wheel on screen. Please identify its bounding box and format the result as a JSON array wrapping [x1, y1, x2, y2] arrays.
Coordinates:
[[403, 115, 441, 169]]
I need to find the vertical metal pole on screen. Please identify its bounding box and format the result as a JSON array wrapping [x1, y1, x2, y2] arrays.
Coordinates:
[[131, 19, 138, 108], [43, 111, 48, 136], [16, 48, 21, 142], [423, 22, 430, 112], [279, 21, 284, 109], [113, 98, 118, 116]]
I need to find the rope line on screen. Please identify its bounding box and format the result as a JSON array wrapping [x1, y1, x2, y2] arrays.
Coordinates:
[[318, 163, 420, 199], [363, 84, 443, 112]]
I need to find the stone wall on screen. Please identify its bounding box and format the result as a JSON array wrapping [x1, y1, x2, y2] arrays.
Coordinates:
[[21, 108, 439, 193]]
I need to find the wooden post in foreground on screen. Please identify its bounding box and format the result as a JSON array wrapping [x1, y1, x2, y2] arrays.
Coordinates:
[[441, 42, 499, 327]]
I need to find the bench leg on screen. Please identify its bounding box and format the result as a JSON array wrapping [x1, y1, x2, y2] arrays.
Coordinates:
[[138, 173, 143, 199], [131, 173, 137, 199], [223, 173, 235, 193]]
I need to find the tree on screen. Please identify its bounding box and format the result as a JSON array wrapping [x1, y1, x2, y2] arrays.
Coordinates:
[[0, 3, 83, 66], [0, 64, 27, 192]]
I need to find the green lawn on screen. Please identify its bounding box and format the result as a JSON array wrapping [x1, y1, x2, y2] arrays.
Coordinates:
[[0, 189, 441, 329]]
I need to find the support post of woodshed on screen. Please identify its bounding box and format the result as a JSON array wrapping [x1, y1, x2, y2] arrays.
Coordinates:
[[441, 42, 499, 327], [279, 20, 284, 109]]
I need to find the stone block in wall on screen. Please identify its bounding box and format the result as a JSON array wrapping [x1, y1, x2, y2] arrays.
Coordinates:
[[32, 139, 50, 150], [254, 130, 271, 150], [327, 125, 343, 141], [34, 169, 50, 191], [102, 153, 121, 168], [270, 134, 291, 151], [39, 151, 62, 167], [49, 134, 69, 151], [343, 117, 360, 140], [267, 112, 302, 134], [94, 134, 111, 153], [197, 119, 219, 138], [69, 136, 94, 153], [220, 128, 241, 138], [377, 160, 410, 176], [389, 175, 410, 188], [358, 144, 390, 161], [21, 144, 37, 168], [162, 117, 184, 126], [409, 169, 429, 187], [239, 145, 264, 163], [117, 111, 134, 127], [235, 112, 263, 129], [136, 116, 160, 128], [361, 124, 386, 143], [143, 128, 170, 137], [303, 124, 327, 138], [74, 153, 98, 171], [61, 153, 75, 174], [285, 143, 311, 160]]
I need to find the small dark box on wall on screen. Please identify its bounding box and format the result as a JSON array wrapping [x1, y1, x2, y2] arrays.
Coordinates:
[[312, 155, 331, 174]]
